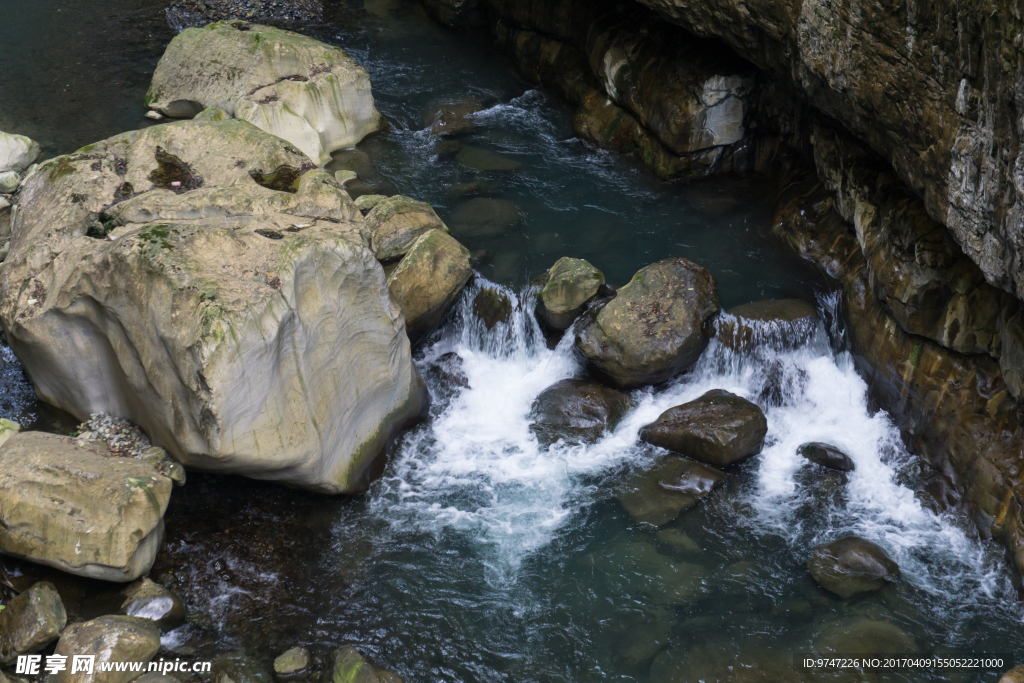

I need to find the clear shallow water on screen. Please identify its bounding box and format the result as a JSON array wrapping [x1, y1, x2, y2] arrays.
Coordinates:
[[0, 0, 1021, 680]]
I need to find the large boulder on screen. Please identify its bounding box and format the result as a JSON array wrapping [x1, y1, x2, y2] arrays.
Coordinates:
[[0, 432, 172, 582], [616, 457, 727, 526], [145, 21, 382, 165], [365, 195, 448, 261], [0, 132, 40, 174], [51, 616, 161, 683], [575, 258, 718, 388], [386, 229, 473, 343], [0, 582, 66, 663], [529, 378, 633, 446], [807, 536, 900, 598], [0, 119, 426, 494], [535, 257, 604, 330], [639, 390, 767, 467]]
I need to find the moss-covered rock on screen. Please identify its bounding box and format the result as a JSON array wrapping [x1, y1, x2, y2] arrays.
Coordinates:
[[536, 257, 604, 330], [330, 646, 403, 683]]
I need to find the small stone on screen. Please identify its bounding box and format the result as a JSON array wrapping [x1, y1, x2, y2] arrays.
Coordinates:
[[0, 172, 19, 194], [536, 257, 604, 331], [330, 646, 403, 683], [120, 577, 186, 631], [0, 198, 10, 211], [0, 582, 67, 663], [145, 111, 165, 121], [0, 418, 20, 448], [273, 647, 311, 681], [807, 536, 900, 598], [798, 442, 855, 472], [424, 98, 484, 138]]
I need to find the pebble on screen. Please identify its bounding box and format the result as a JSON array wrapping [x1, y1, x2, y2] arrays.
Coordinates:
[[75, 413, 152, 458], [166, 0, 323, 28]]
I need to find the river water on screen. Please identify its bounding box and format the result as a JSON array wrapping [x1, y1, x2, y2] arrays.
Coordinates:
[[1, 0, 1022, 681]]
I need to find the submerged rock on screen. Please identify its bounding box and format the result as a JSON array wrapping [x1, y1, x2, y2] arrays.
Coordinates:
[[798, 442, 855, 472], [424, 97, 484, 137], [807, 536, 899, 598], [716, 299, 818, 351], [365, 195, 448, 261], [0, 582, 66, 664], [616, 457, 727, 526], [212, 653, 273, 683], [0, 132, 40, 174], [0, 432, 171, 582], [455, 146, 520, 172], [814, 616, 917, 655], [536, 257, 604, 330], [146, 21, 382, 165], [448, 198, 522, 238], [50, 616, 161, 683], [639, 390, 767, 467], [119, 578, 185, 631], [529, 378, 633, 446], [575, 258, 718, 388], [330, 646, 403, 683], [0, 119, 426, 494], [472, 287, 513, 329], [273, 647, 312, 682], [387, 229, 473, 343]]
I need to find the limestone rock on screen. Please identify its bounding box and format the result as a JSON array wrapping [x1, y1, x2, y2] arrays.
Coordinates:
[[448, 198, 521, 238], [0, 418, 20, 449], [354, 194, 387, 213], [0, 432, 171, 582], [798, 442, 855, 472], [119, 578, 185, 631], [0, 133, 40, 174], [329, 646, 403, 683], [529, 378, 633, 446], [807, 536, 899, 598], [639, 390, 767, 467], [0, 119, 426, 494], [0, 582, 66, 664], [146, 21, 382, 165], [616, 457, 726, 526], [536, 257, 604, 330], [50, 616, 161, 683], [365, 195, 448, 261], [716, 299, 818, 352], [387, 229, 473, 343], [575, 258, 718, 388], [273, 647, 311, 682], [0, 172, 19, 194], [472, 287, 513, 329]]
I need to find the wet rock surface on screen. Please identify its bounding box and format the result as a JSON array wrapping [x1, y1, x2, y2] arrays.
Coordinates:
[[529, 378, 633, 446], [639, 390, 767, 467], [472, 287, 513, 329], [535, 257, 604, 331], [616, 457, 727, 526], [119, 578, 185, 631], [423, 97, 484, 138], [798, 442, 855, 472], [575, 258, 719, 389], [0, 582, 66, 663], [716, 299, 818, 352], [807, 536, 900, 598], [51, 616, 161, 683]]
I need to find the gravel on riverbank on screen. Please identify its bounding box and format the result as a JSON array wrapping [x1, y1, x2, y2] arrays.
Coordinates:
[[75, 413, 152, 458]]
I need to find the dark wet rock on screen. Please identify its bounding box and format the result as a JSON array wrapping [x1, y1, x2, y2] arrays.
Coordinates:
[[51, 616, 160, 683], [422, 352, 470, 398], [598, 607, 673, 672], [386, 230, 473, 343], [424, 98, 484, 137], [536, 257, 604, 331], [330, 646, 403, 683], [529, 379, 633, 446], [616, 457, 727, 526], [365, 195, 449, 261], [213, 653, 274, 683], [798, 442, 855, 472], [273, 647, 311, 682], [916, 472, 961, 515], [0, 582, 66, 663], [472, 287, 513, 329], [448, 198, 522, 238], [716, 299, 818, 351], [654, 529, 701, 555], [814, 616, 917, 655], [807, 536, 900, 598], [455, 146, 520, 172], [435, 140, 461, 157], [575, 258, 718, 389], [119, 578, 185, 631], [639, 390, 767, 467]]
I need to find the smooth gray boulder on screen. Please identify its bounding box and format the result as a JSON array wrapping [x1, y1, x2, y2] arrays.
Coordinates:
[[0, 119, 426, 494], [50, 616, 161, 683], [0, 432, 171, 582], [575, 258, 719, 388], [639, 390, 767, 467], [807, 536, 900, 598], [0, 582, 66, 663], [0, 172, 18, 194], [146, 21, 383, 165]]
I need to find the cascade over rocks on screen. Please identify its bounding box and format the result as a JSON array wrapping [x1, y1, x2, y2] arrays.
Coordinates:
[[146, 21, 383, 165], [529, 378, 634, 446], [576, 257, 718, 389], [0, 432, 172, 582], [639, 390, 767, 467], [807, 536, 900, 598], [716, 299, 818, 352], [0, 119, 427, 494], [472, 286, 513, 328]]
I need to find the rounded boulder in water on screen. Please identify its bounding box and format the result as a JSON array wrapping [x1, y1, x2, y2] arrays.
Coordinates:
[[807, 536, 900, 598], [529, 378, 633, 446], [119, 577, 185, 631], [575, 258, 718, 389], [535, 257, 605, 331], [274, 647, 312, 682], [616, 457, 727, 526], [639, 389, 767, 467], [798, 442, 855, 472], [716, 298, 817, 352]]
